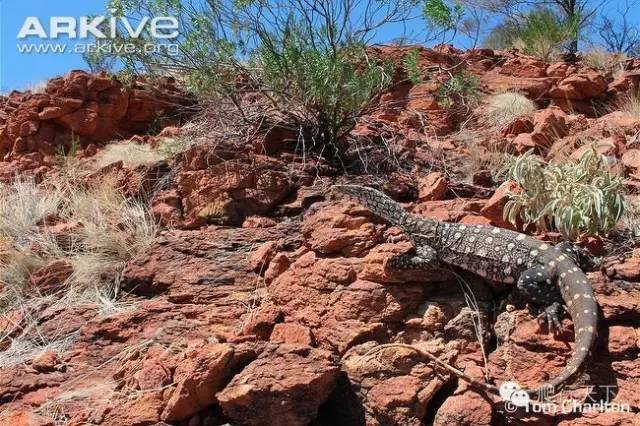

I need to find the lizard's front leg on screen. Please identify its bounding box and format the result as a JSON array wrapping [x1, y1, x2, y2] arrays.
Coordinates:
[[387, 244, 440, 271], [516, 265, 565, 332]]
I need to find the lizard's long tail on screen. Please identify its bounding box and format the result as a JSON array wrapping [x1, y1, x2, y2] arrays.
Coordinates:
[[332, 185, 424, 233], [523, 259, 598, 397]]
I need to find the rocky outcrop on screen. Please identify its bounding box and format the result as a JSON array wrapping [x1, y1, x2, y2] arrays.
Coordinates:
[[0, 70, 189, 180], [3, 46, 640, 426]]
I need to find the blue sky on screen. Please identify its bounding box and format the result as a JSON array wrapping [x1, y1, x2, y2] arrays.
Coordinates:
[[1, 0, 639, 93], [0, 0, 107, 92]]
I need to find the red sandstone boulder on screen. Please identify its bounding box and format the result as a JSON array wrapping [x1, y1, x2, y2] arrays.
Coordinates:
[[217, 345, 339, 426], [480, 180, 520, 229], [549, 72, 608, 100], [417, 172, 449, 201], [499, 56, 546, 78], [27, 259, 73, 295], [161, 343, 234, 422], [270, 323, 315, 346]]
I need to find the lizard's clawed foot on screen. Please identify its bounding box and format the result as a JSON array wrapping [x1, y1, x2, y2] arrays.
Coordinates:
[[537, 302, 564, 333]]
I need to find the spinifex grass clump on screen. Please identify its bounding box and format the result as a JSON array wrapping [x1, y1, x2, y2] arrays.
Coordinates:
[[484, 92, 536, 129], [0, 177, 157, 367], [504, 148, 627, 239]]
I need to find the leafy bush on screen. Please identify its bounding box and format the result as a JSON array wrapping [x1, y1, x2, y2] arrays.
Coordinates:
[[483, 10, 579, 61], [484, 92, 536, 128], [423, 0, 465, 43], [504, 149, 627, 239], [437, 70, 479, 109], [403, 48, 425, 84], [89, 0, 419, 161], [257, 40, 391, 151]]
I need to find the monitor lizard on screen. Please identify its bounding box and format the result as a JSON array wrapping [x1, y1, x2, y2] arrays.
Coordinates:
[[333, 184, 598, 398]]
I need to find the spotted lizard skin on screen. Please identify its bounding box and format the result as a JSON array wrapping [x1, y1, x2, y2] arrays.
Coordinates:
[[334, 184, 598, 395]]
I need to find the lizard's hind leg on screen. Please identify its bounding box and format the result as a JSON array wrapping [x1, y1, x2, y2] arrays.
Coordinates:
[[517, 265, 564, 332], [387, 245, 439, 271]]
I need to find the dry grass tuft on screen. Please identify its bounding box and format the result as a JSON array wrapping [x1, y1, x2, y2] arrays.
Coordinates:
[[582, 49, 626, 74], [484, 92, 536, 129], [618, 91, 640, 118], [452, 128, 515, 183], [22, 80, 48, 94], [95, 142, 165, 168], [0, 177, 157, 367]]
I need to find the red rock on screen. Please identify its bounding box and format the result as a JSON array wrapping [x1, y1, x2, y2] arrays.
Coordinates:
[[151, 189, 183, 227], [499, 57, 546, 78], [31, 351, 60, 373], [20, 121, 39, 136], [0, 71, 188, 171], [270, 323, 314, 346], [38, 107, 66, 120], [0, 411, 54, 426], [302, 203, 385, 256], [596, 111, 640, 134], [511, 133, 537, 153], [368, 375, 425, 414], [342, 342, 453, 425], [264, 253, 291, 283], [577, 235, 606, 257], [253, 125, 297, 155], [434, 390, 493, 426], [103, 393, 165, 425], [557, 412, 640, 426], [547, 62, 577, 78], [242, 305, 284, 339], [418, 172, 448, 201], [157, 125, 180, 138], [500, 116, 534, 137], [242, 216, 277, 228], [549, 72, 608, 100], [406, 83, 440, 111], [27, 259, 73, 295], [134, 358, 172, 391], [607, 326, 639, 356], [359, 242, 452, 284], [217, 345, 339, 426], [480, 180, 520, 228], [161, 343, 234, 422], [622, 149, 640, 175], [459, 215, 493, 226], [56, 104, 98, 136], [412, 199, 485, 222], [87, 74, 113, 92], [592, 272, 640, 321], [571, 138, 618, 161], [480, 73, 552, 99], [249, 241, 279, 272], [608, 256, 640, 281]]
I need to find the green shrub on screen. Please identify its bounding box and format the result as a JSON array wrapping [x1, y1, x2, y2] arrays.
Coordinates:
[[437, 70, 479, 109], [258, 39, 391, 151], [484, 10, 579, 61], [423, 0, 465, 43], [89, 0, 419, 160], [504, 149, 627, 239], [403, 48, 424, 84]]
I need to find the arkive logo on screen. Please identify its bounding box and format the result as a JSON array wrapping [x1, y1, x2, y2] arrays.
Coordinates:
[[17, 14, 179, 40]]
